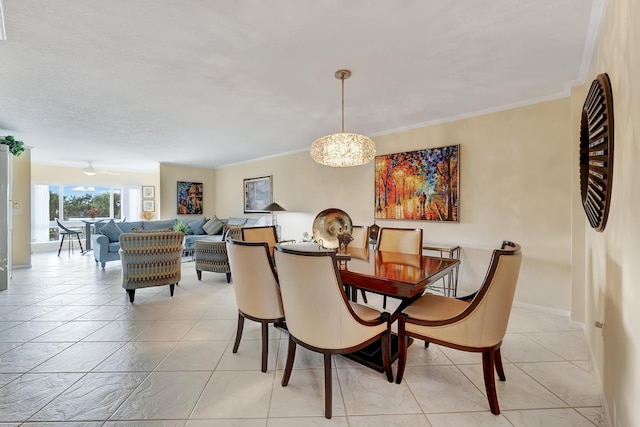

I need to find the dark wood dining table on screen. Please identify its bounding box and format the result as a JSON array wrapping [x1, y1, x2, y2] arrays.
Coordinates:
[[338, 246, 460, 313], [278, 242, 461, 372]]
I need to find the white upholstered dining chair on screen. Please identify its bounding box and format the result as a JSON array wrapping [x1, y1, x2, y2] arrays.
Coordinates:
[[226, 239, 285, 372], [241, 226, 278, 257], [394, 241, 522, 415], [375, 227, 423, 308], [274, 246, 393, 419]]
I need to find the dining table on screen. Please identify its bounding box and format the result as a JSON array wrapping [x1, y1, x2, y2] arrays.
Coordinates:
[[278, 242, 461, 372]]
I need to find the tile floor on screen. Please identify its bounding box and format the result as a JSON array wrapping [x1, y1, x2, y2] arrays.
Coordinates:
[[0, 253, 606, 426]]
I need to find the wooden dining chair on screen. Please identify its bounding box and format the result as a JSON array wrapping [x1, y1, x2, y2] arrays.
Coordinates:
[[227, 239, 285, 372], [375, 227, 423, 308], [241, 226, 278, 257], [395, 241, 522, 415], [274, 246, 393, 419]]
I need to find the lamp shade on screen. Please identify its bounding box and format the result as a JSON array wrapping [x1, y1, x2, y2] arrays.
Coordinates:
[[310, 133, 376, 167], [262, 202, 286, 212]]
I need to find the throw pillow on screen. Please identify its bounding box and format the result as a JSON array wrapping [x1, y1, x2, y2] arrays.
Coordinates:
[[186, 217, 207, 235], [203, 218, 224, 235], [100, 219, 123, 243]]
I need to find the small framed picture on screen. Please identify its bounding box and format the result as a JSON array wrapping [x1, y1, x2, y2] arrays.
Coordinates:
[[142, 186, 155, 199], [143, 200, 155, 212], [244, 176, 272, 213]]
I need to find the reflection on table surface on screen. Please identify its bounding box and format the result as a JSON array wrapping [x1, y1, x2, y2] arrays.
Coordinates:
[[277, 242, 459, 300]]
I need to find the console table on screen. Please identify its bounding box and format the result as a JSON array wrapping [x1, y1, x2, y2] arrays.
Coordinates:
[[422, 244, 461, 297]]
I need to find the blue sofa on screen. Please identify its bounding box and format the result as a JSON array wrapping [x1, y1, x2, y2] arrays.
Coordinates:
[[92, 217, 261, 268]]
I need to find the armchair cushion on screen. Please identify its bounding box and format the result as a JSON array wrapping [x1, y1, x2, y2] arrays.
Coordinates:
[[100, 220, 123, 243]]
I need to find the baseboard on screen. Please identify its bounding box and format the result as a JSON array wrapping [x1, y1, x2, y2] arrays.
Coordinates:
[[511, 300, 571, 317], [11, 264, 31, 270], [585, 331, 613, 427]]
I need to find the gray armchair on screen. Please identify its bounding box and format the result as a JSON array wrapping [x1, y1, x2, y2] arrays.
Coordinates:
[[119, 232, 185, 303], [195, 240, 232, 283]]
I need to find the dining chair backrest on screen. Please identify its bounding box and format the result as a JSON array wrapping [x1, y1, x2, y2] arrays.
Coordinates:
[[241, 226, 278, 257], [274, 247, 384, 349], [55, 218, 77, 234], [350, 225, 369, 249], [227, 239, 284, 320], [458, 241, 522, 347], [376, 227, 422, 255]]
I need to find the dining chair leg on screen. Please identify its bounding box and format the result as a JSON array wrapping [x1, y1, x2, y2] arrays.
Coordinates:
[[126, 289, 135, 303], [323, 352, 332, 419], [482, 349, 500, 415], [381, 331, 393, 382], [233, 313, 245, 353], [57, 235, 65, 256], [281, 336, 296, 386], [261, 321, 269, 372], [495, 347, 506, 381], [395, 314, 408, 384]]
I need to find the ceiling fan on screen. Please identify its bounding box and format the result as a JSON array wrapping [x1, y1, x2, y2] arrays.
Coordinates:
[[83, 162, 119, 176]]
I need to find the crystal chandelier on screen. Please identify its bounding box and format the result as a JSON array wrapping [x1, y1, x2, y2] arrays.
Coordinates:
[[310, 69, 376, 167]]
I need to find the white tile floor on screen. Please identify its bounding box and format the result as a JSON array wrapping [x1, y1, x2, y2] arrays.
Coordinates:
[[0, 253, 606, 426]]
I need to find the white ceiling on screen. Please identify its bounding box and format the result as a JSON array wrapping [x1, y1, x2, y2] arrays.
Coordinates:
[[0, 0, 600, 173]]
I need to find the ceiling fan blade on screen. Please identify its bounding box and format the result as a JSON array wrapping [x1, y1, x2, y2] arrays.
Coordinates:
[[98, 169, 120, 175]]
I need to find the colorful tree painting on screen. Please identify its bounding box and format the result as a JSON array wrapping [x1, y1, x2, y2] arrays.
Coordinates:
[[374, 145, 459, 221]]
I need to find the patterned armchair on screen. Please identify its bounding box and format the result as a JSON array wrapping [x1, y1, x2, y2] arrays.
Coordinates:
[[195, 240, 232, 283], [119, 232, 185, 303]]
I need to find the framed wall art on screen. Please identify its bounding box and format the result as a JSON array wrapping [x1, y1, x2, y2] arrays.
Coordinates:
[[244, 175, 272, 213], [374, 144, 459, 221], [177, 181, 203, 215], [142, 186, 155, 199], [143, 200, 155, 212]]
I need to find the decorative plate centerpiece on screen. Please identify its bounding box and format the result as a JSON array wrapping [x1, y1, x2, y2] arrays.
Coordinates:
[[312, 209, 353, 249]]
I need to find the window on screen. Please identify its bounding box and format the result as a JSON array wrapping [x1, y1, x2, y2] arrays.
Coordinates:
[[32, 184, 125, 243]]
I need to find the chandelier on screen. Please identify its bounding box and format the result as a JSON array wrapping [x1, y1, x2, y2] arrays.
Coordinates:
[[310, 69, 376, 167]]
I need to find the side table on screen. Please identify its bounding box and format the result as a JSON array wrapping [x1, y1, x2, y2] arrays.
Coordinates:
[[422, 244, 461, 296]]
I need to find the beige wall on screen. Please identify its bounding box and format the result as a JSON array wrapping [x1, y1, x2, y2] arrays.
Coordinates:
[[216, 97, 574, 310], [159, 163, 215, 220], [11, 149, 31, 268], [570, 84, 587, 323], [583, 0, 640, 424]]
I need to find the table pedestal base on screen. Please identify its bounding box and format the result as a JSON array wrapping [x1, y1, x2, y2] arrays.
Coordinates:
[[342, 334, 413, 373], [274, 322, 413, 373]]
